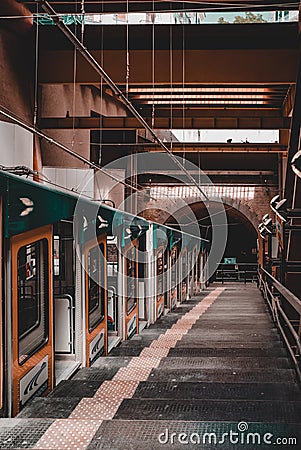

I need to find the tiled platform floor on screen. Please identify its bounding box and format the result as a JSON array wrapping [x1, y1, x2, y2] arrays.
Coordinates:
[[1, 284, 300, 449]]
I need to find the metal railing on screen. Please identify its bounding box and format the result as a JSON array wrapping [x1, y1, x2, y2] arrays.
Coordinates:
[[258, 266, 301, 381], [215, 263, 258, 284]]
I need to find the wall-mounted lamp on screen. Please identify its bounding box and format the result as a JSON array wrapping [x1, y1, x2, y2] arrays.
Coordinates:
[[258, 222, 266, 239], [270, 195, 288, 222], [291, 149, 301, 178], [258, 214, 273, 238]]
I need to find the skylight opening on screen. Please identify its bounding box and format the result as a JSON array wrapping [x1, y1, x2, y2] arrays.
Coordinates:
[[128, 87, 272, 93], [138, 95, 269, 100], [150, 185, 255, 200], [172, 129, 279, 143], [145, 100, 267, 105]]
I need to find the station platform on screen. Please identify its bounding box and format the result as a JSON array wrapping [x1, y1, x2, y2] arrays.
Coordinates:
[[0, 284, 301, 449]]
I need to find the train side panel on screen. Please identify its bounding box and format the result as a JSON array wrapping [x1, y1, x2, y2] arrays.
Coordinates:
[[11, 225, 53, 416]]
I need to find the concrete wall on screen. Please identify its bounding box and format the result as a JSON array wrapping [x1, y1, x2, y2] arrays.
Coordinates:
[[40, 85, 128, 118], [0, 121, 33, 169], [0, 27, 34, 123], [41, 129, 90, 168], [94, 169, 125, 208], [0, 7, 35, 168], [43, 167, 94, 198]]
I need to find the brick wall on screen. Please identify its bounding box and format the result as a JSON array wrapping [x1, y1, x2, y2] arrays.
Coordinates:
[[139, 185, 279, 231]]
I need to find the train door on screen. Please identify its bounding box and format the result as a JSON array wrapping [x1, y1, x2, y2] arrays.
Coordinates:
[[85, 236, 107, 366], [156, 246, 165, 319], [11, 225, 53, 416], [170, 246, 178, 310], [106, 236, 121, 352], [53, 221, 80, 385], [124, 240, 139, 339]]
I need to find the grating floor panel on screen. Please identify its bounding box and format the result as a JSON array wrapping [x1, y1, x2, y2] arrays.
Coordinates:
[[178, 335, 281, 343], [114, 398, 301, 423], [91, 356, 132, 368], [133, 381, 301, 401], [48, 380, 102, 398], [167, 347, 286, 357], [17, 398, 80, 419], [175, 340, 283, 348], [148, 368, 296, 383], [72, 367, 119, 381], [183, 330, 279, 338], [191, 323, 276, 330], [0, 419, 54, 449], [158, 356, 291, 370], [108, 347, 145, 357]]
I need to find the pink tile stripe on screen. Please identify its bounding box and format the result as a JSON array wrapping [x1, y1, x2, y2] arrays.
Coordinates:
[[34, 419, 102, 449]]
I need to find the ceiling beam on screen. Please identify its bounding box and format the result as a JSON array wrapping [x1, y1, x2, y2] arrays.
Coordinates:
[[141, 170, 275, 175], [38, 23, 298, 51], [99, 142, 287, 153], [39, 49, 298, 85], [39, 116, 291, 130]]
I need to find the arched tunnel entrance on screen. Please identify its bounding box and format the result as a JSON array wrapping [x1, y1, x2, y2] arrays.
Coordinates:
[[164, 200, 258, 267]]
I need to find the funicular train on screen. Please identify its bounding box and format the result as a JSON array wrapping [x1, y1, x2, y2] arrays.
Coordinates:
[[0, 170, 208, 416]]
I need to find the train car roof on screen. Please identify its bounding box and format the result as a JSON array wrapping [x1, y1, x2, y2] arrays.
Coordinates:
[[0, 169, 208, 245], [0, 170, 145, 238]]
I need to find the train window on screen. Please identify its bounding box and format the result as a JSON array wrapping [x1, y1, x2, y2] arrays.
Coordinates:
[[107, 242, 118, 277], [53, 235, 60, 276], [126, 246, 137, 314], [17, 239, 49, 364], [157, 249, 164, 300], [88, 244, 105, 331]]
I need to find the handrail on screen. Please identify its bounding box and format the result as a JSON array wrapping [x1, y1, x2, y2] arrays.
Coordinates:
[[260, 267, 301, 315], [258, 266, 301, 381]]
